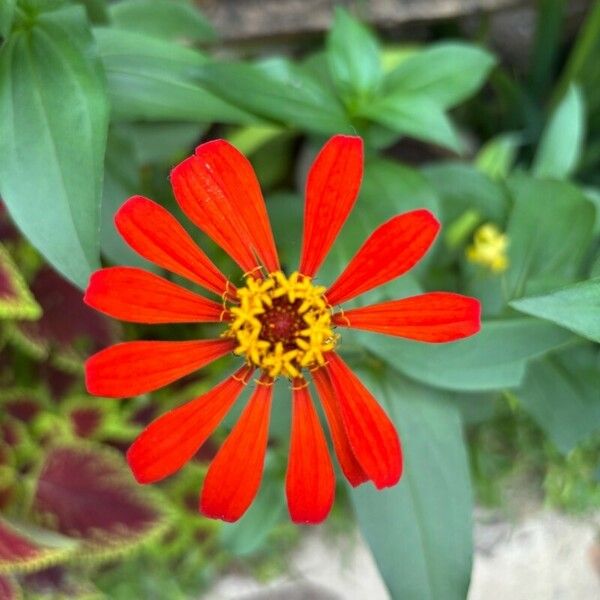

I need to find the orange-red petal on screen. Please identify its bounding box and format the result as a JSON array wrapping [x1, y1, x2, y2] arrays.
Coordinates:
[[325, 210, 440, 306], [334, 292, 481, 342], [325, 353, 402, 489], [171, 145, 266, 273], [115, 195, 232, 296], [127, 366, 252, 483], [85, 267, 225, 324], [312, 367, 368, 487], [194, 140, 280, 272], [85, 338, 235, 398], [286, 381, 335, 524], [200, 376, 273, 522], [299, 135, 363, 277]]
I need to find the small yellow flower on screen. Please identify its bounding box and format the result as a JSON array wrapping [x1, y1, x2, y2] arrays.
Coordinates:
[[466, 224, 509, 273]]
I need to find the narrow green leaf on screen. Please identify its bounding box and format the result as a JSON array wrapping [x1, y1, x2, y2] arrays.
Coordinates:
[[510, 277, 600, 342], [0, 0, 16, 38], [351, 370, 472, 600], [384, 42, 496, 108], [326, 7, 381, 106], [109, 0, 215, 42], [505, 175, 595, 298], [359, 318, 574, 392], [198, 59, 351, 135], [359, 92, 462, 152], [517, 348, 600, 453], [0, 5, 108, 288], [475, 133, 521, 180], [533, 85, 585, 179], [94, 27, 254, 124]]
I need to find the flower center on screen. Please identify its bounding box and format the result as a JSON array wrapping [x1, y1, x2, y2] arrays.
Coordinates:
[[226, 271, 337, 378]]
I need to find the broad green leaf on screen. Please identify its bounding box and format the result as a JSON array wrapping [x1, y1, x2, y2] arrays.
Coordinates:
[[94, 27, 254, 124], [424, 162, 509, 224], [74, 0, 109, 24], [0, 5, 108, 287], [109, 0, 215, 42], [505, 175, 595, 298], [533, 85, 584, 179], [0, 0, 16, 37], [517, 348, 600, 453], [351, 370, 472, 600], [359, 318, 573, 392], [198, 59, 351, 135], [359, 92, 462, 152], [219, 462, 286, 556], [510, 277, 600, 342], [0, 243, 41, 320], [326, 7, 381, 106], [101, 129, 149, 268], [384, 42, 496, 108], [475, 133, 520, 180]]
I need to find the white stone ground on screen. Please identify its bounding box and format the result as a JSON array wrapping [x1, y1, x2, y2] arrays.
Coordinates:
[[204, 510, 600, 600]]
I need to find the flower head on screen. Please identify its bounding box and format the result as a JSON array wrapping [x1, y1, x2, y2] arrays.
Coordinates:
[[466, 223, 509, 273], [84, 135, 481, 524]]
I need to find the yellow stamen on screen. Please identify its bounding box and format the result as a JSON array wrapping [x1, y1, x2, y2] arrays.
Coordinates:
[[224, 271, 336, 378], [466, 223, 509, 273]]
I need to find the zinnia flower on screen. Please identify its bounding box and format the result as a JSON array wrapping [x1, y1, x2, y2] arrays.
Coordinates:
[[85, 135, 481, 524]]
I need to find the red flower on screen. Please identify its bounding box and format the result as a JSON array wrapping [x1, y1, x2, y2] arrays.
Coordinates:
[[85, 135, 481, 524]]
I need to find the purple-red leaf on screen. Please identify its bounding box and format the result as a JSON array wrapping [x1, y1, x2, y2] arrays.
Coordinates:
[[31, 444, 166, 557], [11, 267, 117, 370], [0, 519, 74, 575], [22, 566, 100, 599], [0, 575, 22, 600], [0, 244, 40, 321]]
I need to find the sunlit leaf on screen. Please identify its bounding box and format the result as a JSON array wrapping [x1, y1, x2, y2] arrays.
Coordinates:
[[511, 277, 600, 343], [475, 133, 521, 180], [533, 85, 584, 179], [0, 244, 41, 320]]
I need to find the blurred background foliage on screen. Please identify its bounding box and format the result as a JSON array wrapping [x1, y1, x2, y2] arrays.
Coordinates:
[[0, 0, 599, 598]]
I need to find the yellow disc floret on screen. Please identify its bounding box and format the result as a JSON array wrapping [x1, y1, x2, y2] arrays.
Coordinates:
[[226, 271, 337, 378], [466, 223, 509, 273]]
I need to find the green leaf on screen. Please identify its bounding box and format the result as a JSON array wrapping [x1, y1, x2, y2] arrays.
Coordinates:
[[326, 7, 381, 106], [359, 318, 574, 392], [424, 162, 509, 224], [219, 463, 286, 556], [351, 370, 472, 600], [510, 277, 600, 343], [384, 42, 496, 108], [0, 0, 16, 38], [475, 133, 520, 180], [94, 27, 254, 124], [0, 5, 108, 288], [109, 0, 215, 42], [0, 243, 41, 320], [74, 0, 109, 24], [517, 348, 600, 453], [101, 129, 149, 268], [198, 59, 351, 135], [359, 92, 462, 152], [505, 175, 596, 298], [533, 85, 585, 179]]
